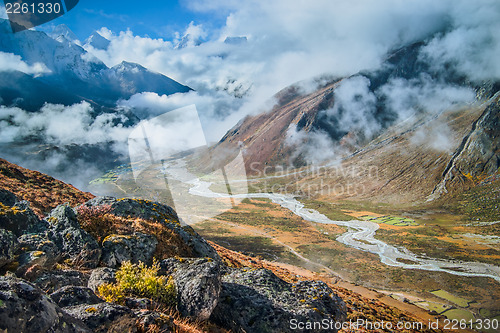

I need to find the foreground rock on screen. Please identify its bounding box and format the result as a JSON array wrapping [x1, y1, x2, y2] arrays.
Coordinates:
[[101, 232, 157, 268], [161, 258, 222, 321], [82, 197, 220, 260], [211, 268, 347, 333], [65, 302, 137, 333], [46, 205, 101, 268], [0, 275, 91, 333], [0, 229, 17, 268], [50, 285, 102, 307], [0, 195, 41, 237]]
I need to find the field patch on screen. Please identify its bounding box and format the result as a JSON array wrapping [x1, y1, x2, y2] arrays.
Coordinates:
[[431, 290, 472, 308], [441, 309, 475, 321], [359, 214, 419, 226]]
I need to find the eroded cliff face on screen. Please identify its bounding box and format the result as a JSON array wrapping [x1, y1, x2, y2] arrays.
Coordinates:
[[430, 92, 500, 200]]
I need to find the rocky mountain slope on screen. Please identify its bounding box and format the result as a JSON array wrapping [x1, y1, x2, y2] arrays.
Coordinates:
[[0, 158, 445, 332], [202, 40, 500, 205], [282, 91, 500, 205]]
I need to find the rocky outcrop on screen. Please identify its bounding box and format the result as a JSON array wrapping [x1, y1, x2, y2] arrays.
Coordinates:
[[161, 258, 222, 321], [211, 268, 346, 333], [83, 196, 220, 261], [46, 205, 101, 269], [429, 92, 500, 199], [101, 233, 157, 268], [0, 275, 91, 333], [83, 196, 178, 223], [50, 285, 102, 307], [87, 267, 116, 292]]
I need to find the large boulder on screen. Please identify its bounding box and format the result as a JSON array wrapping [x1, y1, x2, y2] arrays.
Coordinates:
[[65, 302, 138, 333], [83, 197, 220, 261], [100, 232, 157, 268], [0, 275, 91, 332], [0, 228, 17, 268], [50, 286, 103, 308], [16, 234, 61, 276], [17, 234, 60, 258], [211, 268, 347, 333], [0, 189, 17, 206], [161, 258, 221, 321], [0, 197, 43, 236], [87, 267, 116, 292], [46, 205, 101, 268], [82, 197, 178, 222], [34, 269, 90, 294]]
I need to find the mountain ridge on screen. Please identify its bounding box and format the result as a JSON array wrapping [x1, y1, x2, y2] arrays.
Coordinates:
[[0, 18, 191, 108]]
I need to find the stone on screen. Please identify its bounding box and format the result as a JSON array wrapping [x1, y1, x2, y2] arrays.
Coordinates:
[[160, 258, 221, 321], [17, 234, 60, 259], [0, 228, 17, 268], [101, 232, 158, 268], [135, 310, 174, 332], [50, 286, 102, 307], [46, 205, 101, 268], [0, 275, 91, 332], [16, 251, 51, 279], [83, 197, 178, 223], [0, 199, 43, 236], [0, 189, 17, 206], [124, 297, 157, 310], [87, 267, 116, 292], [65, 302, 138, 333], [34, 269, 90, 294], [211, 268, 346, 333]]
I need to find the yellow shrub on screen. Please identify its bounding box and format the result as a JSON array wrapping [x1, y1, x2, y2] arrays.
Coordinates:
[[98, 260, 176, 307]]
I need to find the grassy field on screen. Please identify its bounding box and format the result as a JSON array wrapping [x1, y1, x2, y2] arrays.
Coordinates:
[[431, 290, 472, 308]]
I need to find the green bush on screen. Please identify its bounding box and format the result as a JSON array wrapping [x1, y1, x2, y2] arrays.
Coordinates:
[[98, 260, 176, 307]]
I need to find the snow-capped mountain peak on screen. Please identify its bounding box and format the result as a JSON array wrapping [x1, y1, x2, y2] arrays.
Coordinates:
[[85, 31, 110, 50], [0, 19, 191, 109], [47, 24, 80, 44]]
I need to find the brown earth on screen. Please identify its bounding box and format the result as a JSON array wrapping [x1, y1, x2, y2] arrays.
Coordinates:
[[0, 158, 94, 217]]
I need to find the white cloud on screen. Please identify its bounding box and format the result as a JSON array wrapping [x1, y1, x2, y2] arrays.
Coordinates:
[[378, 75, 476, 121], [0, 52, 51, 75], [75, 0, 498, 145], [118, 90, 246, 144], [0, 102, 130, 146]]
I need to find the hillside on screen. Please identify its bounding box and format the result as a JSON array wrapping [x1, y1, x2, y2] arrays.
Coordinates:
[[0, 158, 444, 332], [200, 40, 500, 205], [0, 158, 94, 217]]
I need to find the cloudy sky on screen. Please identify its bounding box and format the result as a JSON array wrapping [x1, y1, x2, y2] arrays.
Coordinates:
[[1, 0, 499, 185]]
